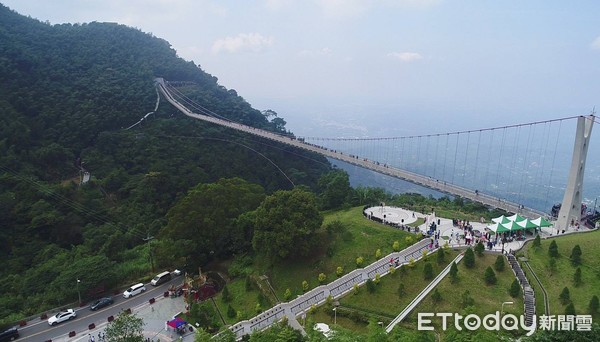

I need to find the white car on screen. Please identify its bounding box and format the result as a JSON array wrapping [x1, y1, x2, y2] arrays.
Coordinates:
[[47, 309, 76, 326]]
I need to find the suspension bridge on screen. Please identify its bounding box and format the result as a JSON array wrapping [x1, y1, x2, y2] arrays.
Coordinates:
[[153, 78, 598, 226]]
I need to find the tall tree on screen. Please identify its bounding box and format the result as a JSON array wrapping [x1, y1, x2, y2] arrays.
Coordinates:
[[317, 170, 352, 210], [104, 311, 144, 342], [161, 178, 265, 266], [252, 187, 323, 260], [463, 247, 475, 268]]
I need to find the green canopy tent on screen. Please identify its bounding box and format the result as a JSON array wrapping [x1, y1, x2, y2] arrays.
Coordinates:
[[492, 215, 511, 224], [487, 222, 511, 234], [501, 220, 524, 231], [516, 218, 538, 230], [531, 217, 553, 228], [507, 214, 526, 223]]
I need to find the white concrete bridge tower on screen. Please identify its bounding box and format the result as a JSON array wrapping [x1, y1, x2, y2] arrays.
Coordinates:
[[556, 115, 595, 231]]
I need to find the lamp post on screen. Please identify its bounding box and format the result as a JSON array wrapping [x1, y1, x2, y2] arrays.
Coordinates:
[[76, 279, 81, 305], [332, 307, 337, 325], [501, 301, 513, 316]]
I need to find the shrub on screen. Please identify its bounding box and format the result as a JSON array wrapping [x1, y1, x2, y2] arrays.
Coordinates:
[[589, 295, 599, 314], [423, 263, 434, 280], [573, 268, 582, 287], [475, 242, 485, 257], [228, 255, 253, 277], [463, 247, 475, 268], [353, 284, 359, 295], [559, 287, 571, 305], [374, 273, 381, 284], [484, 266, 497, 285], [422, 249, 429, 260], [548, 240, 559, 258], [509, 279, 521, 298], [375, 249, 382, 259], [284, 288, 292, 301], [494, 255, 505, 272], [549, 257, 557, 274], [227, 304, 236, 318], [366, 279, 376, 293], [408, 258, 416, 268], [397, 283, 405, 298], [325, 295, 333, 307], [436, 248, 445, 265], [356, 256, 364, 267], [449, 262, 459, 283], [461, 290, 474, 308], [570, 245, 582, 266], [221, 285, 231, 303], [393, 240, 400, 251], [405, 236, 413, 245], [336, 266, 343, 277], [255, 303, 262, 314], [318, 273, 326, 284], [432, 289, 442, 303], [532, 235, 541, 248], [389, 266, 396, 275], [245, 275, 253, 292], [302, 280, 309, 292], [565, 302, 576, 316]]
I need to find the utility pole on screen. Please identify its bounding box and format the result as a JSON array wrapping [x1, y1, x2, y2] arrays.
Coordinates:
[[143, 231, 155, 272]]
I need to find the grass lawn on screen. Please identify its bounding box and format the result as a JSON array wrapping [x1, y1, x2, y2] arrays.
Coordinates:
[[406, 253, 524, 323], [339, 248, 460, 318], [263, 206, 415, 299], [214, 278, 265, 324], [522, 230, 600, 319]]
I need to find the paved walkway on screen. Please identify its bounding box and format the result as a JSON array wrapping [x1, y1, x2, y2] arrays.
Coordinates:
[[365, 205, 578, 254]]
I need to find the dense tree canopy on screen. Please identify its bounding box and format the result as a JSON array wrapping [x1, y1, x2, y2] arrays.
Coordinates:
[[162, 178, 265, 267], [252, 187, 323, 260], [0, 4, 330, 320]]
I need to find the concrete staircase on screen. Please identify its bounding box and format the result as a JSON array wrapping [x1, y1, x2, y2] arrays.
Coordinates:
[[507, 253, 535, 326]]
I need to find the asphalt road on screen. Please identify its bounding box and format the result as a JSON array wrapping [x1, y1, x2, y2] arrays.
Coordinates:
[[17, 276, 183, 341]]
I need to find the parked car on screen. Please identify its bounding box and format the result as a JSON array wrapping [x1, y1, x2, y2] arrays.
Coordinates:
[[151, 271, 172, 286], [47, 309, 76, 326], [90, 297, 114, 311], [0, 327, 19, 341], [123, 283, 146, 298]]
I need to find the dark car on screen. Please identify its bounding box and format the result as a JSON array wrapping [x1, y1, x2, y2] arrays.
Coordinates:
[[0, 327, 19, 341], [90, 297, 114, 311]]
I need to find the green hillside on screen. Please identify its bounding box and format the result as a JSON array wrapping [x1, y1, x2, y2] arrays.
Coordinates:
[[0, 3, 329, 322]]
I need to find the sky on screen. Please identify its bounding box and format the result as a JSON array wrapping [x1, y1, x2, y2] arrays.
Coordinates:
[[3, 0, 600, 136]]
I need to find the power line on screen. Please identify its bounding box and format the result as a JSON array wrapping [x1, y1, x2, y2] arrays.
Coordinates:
[[0, 165, 147, 240]]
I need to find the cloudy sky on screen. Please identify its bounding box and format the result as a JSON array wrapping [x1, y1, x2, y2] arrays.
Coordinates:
[[3, 0, 600, 136]]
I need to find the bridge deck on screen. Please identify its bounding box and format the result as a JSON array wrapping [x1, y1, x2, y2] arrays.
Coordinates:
[[155, 78, 546, 219]]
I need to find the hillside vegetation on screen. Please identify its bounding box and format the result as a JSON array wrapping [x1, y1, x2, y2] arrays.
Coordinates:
[[0, 3, 330, 322]]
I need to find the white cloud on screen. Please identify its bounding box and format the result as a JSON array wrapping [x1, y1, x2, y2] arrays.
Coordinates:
[[591, 36, 600, 50], [212, 33, 273, 54], [387, 52, 423, 62]]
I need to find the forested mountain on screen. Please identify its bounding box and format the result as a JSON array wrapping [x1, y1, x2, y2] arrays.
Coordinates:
[[0, 3, 330, 321]]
